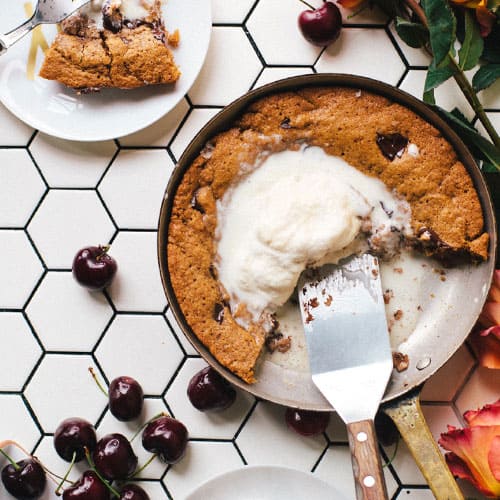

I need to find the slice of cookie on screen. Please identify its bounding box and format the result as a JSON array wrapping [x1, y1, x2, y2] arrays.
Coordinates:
[[39, 0, 180, 92]]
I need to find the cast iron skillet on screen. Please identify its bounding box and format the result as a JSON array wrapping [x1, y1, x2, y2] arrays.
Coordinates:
[[158, 74, 497, 499]]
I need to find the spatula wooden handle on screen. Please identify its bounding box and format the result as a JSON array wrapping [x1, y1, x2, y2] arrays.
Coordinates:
[[346, 419, 389, 500]]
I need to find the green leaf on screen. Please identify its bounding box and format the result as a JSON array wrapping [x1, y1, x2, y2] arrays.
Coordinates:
[[395, 18, 429, 48], [472, 64, 500, 92], [421, 0, 456, 65], [433, 106, 500, 172], [458, 10, 484, 70], [482, 161, 499, 172], [424, 59, 454, 93], [482, 25, 500, 63]]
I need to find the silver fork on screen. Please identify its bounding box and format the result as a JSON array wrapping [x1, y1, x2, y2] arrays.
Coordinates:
[[0, 0, 91, 54]]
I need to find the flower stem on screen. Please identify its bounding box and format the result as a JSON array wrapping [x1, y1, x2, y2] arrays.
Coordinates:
[[400, 0, 500, 149], [448, 56, 500, 148]]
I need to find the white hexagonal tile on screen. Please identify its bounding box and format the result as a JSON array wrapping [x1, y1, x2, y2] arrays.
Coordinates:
[[0, 103, 34, 146], [106, 231, 167, 312], [0, 395, 41, 468], [0, 313, 42, 391], [455, 366, 500, 417], [97, 398, 169, 479], [169, 108, 221, 160], [388, 22, 431, 67], [420, 404, 461, 445], [253, 67, 314, 88], [26, 272, 113, 352], [211, 0, 254, 23], [0, 230, 44, 308], [165, 442, 243, 499], [315, 28, 406, 86], [24, 355, 106, 433], [27, 190, 115, 269], [420, 345, 475, 402], [166, 357, 254, 439], [98, 149, 174, 229], [95, 314, 183, 394], [118, 98, 190, 147], [246, 0, 322, 66], [165, 307, 198, 356], [0, 150, 45, 228], [383, 439, 426, 485], [399, 69, 475, 119], [479, 77, 500, 109], [236, 401, 327, 468], [189, 27, 262, 105], [396, 489, 434, 499], [313, 445, 355, 497], [29, 133, 116, 188], [314, 444, 398, 498], [33, 435, 89, 484]]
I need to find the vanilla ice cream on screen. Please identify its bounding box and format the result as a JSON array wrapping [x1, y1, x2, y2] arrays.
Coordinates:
[[215, 146, 412, 325]]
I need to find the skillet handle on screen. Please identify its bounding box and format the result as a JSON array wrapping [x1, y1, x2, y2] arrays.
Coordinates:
[[346, 419, 389, 500], [383, 389, 464, 500]]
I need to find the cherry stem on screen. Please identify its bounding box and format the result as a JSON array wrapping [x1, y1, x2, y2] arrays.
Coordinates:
[[131, 453, 157, 478], [129, 412, 167, 443], [0, 448, 20, 471], [84, 448, 120, 499], [88, 367, 109, 398], [55, 451, 76, 496], [297, 0, 317, 10], [96, 245, 110, 262]]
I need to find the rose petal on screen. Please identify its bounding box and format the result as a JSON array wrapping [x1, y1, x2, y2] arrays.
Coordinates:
[[476, 5, 496, 37], [439, 425, 500, 496], [336, 0, 366, 9], [465, 400, 500, 427], [469, 327, 500, 369], [479, 302, 500, 328], [490, 435, 500, 481], [445, 452, 495, 495]]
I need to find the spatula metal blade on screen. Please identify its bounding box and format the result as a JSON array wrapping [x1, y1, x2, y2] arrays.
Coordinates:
[[298, 254, 392, 424]]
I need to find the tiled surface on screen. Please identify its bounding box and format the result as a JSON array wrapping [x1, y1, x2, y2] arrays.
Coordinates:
[[0, 1, 498, 499]]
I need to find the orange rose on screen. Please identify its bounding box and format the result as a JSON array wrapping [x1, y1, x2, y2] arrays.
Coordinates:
[[469, 270, 500, 369], [439, 400, 500, 497]]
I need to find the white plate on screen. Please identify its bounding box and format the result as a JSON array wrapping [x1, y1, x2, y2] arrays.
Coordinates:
[[0, 0, 211, 141], [184, 465, 348, 500]]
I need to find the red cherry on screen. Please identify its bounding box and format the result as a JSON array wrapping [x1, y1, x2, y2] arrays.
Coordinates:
[[142, 416, 188, 464], [298, 1, 342, 47], [72, 245, 117, 291], [62, 470, 110, 500], [285, 408, 330, 436], [1, 458, 46, 499]]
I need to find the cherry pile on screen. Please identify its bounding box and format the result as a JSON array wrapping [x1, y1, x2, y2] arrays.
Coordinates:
[[0, 373, 189, 499]]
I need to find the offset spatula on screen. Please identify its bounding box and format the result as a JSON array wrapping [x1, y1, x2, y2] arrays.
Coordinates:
[[298, 254, 392, 500]]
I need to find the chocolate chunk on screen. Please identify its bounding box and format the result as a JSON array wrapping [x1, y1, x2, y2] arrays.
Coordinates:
[[280, 117, 291, 129], [265, 332, 292, 353], [102, 1, 123, 33], [376, 133, 408, 161], [309, 297, 319, 308], [190, 191, 205, 214], [213, 303, 225, 324]]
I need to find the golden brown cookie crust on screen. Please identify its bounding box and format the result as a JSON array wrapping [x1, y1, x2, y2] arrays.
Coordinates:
[[39, 18, 180, 90], [167, 87, 489, 384]]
